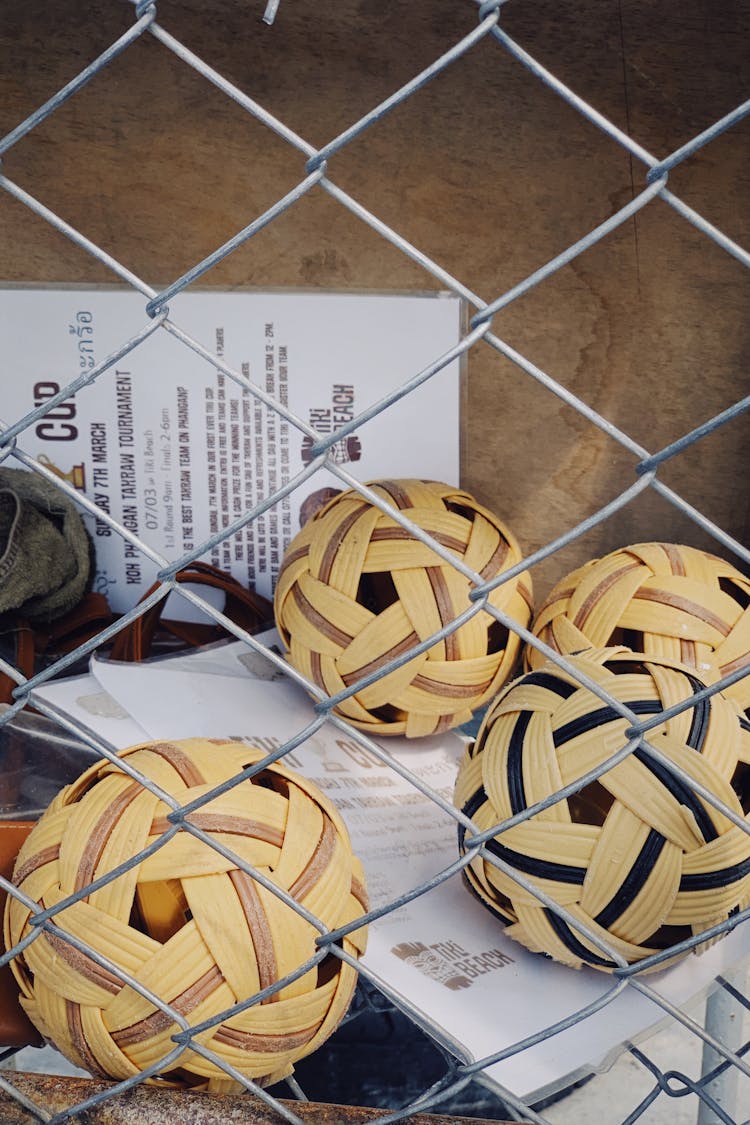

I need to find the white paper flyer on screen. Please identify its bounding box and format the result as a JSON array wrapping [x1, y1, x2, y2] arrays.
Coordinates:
[[31, 645, 750, 1105], [0, 287, 462, 611]]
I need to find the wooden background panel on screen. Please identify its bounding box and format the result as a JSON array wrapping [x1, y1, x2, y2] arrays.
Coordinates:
[[1, 0, 748, 600]]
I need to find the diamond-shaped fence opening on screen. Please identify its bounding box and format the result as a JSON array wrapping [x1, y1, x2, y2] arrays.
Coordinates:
[[0, 1, 749, 1122]]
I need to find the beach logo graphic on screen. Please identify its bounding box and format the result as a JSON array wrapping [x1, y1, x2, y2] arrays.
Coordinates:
[[303, 384, 361, 467], [391, 942, 472, 991], [301, 433, 362, 467]]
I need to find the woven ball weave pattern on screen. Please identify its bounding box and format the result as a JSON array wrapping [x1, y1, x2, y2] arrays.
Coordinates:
[[526, 542, 750, 709], [455, 648, 750, 972], [4, 739, 368, 1090], [274, 479, 533, 738]]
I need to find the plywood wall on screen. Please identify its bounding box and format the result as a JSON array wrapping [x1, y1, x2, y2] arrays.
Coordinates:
[[2, 0, 748, 599]]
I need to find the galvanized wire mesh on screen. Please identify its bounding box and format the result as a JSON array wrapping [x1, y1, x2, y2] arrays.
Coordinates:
[[1, 0, 749, 1121]]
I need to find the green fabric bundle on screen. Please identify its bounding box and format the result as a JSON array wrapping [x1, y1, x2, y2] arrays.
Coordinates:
[[0, 468, 92, 624]]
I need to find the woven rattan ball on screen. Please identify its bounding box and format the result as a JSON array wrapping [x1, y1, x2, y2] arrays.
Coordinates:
[[4, 738, 368, 1091], [274, 479, 533, 738], [455, 648, 750, 972], [526, 542, 750, 710]]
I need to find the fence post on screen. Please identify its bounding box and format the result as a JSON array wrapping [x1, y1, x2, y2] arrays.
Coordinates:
[[697, 966, 749, 1125]]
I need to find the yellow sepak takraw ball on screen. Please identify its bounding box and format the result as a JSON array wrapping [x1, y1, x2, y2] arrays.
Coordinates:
[[454, 648, 750, 972], [525, 542, 750, 711], [274, 479, 533, 738], [4, 738, 368, 1091]]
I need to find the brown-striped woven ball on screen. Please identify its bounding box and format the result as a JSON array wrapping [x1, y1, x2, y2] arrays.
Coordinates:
[[274, 479, 533, 738], [454, 648, 750, 972], [4, 738, 368, 1091], [525, 542, 750, 710]]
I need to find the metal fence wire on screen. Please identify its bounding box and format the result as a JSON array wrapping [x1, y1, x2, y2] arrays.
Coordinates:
[[1, 0, 749, 1122]]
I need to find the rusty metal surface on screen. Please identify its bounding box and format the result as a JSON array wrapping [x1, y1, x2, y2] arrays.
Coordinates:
[[0, 1072, 515, 1125]]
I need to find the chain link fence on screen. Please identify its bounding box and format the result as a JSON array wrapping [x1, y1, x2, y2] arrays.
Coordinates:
[[1, 0, 749, 1121]]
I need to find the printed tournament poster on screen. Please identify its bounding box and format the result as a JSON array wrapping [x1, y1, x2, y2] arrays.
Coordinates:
[[1, 288, 463, 611]]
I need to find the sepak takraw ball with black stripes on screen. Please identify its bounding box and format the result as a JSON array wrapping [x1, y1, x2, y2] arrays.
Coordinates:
[[454, 647, 750, 972]]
